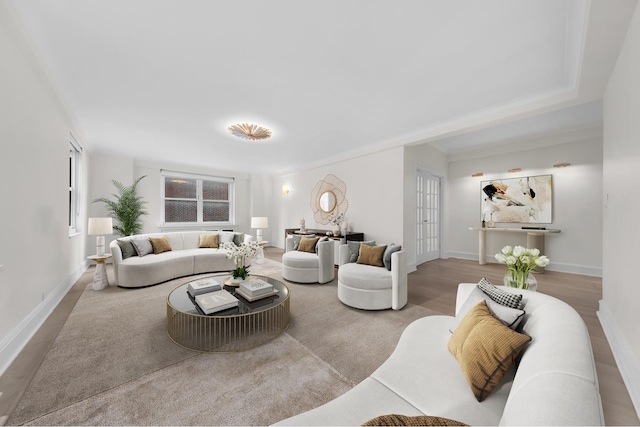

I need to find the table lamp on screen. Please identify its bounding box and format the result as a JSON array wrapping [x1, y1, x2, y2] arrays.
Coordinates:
[[88, 217, 114, 256], [483, 204, 500, 228], [251, 217, 268, 242]]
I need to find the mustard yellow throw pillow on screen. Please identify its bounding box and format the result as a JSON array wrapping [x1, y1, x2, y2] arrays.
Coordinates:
[[448, 300, 531, 401], [149, 236, 172, 254], [362, 414, 469, 426], [199, 233, 219, 248], [298, 236, 320, 253], [357, 244, 386, 267]]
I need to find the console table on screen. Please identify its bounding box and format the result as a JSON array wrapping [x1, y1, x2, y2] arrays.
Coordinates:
[[469, 227, 561, 270], [284, 228, 364, 242]]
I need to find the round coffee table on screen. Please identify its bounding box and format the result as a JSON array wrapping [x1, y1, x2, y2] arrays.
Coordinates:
[[166, 274, 290, 353]]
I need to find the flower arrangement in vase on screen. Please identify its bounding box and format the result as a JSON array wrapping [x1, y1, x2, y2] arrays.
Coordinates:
[[330, 213, 344, 236], [220, 241, 259, 281], [494, 245, 550, 290]]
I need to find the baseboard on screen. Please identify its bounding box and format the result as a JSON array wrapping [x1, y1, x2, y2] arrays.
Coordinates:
[[597, 300, 640, 420], [444, 251, 602, 277], [407, 263, 417, 274], [0, 264, 86, 377]]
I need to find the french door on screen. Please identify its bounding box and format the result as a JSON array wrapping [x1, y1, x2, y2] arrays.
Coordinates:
[[416, 169, 441, 265]]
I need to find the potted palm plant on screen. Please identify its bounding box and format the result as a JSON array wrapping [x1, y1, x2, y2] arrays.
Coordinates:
[[93, 176, 148, 236]]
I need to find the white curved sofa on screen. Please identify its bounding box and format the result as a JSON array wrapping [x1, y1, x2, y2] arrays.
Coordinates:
[[109, 231, 253, 288], [276, 283, 603, 426]]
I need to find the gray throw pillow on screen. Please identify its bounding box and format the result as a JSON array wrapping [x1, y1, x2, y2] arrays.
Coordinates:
[[382, 244, 402, 271], [347, 240, 376, 263], [130, 237, 153, 257], [450, 286, 525, 333], [292, 235, 302, 250], [116, 239, 137, 260], [315, 236, 330, 253], [233, 232, 245, 246]]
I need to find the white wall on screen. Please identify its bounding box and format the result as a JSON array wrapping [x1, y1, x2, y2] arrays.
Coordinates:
[[447, 136, 603, 276], [601, 1, 640, 415], [403, 143, 449, 269], [86, 152, 133, 256], [87, 155, 256, 241], [272, 147, 405, 249], [0, 4, 89, 374]]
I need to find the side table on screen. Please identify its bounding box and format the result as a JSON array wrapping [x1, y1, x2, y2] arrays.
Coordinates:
[[255, 241, 268, 264], [88, 254, 112, 290]]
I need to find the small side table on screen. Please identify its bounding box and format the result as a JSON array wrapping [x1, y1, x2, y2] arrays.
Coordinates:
[[88, 254, 112, 290], [255, 241, 268, 264]]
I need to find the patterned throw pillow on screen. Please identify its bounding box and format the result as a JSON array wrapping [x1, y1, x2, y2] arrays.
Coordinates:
[[362, 414, 469, 426], [448, 300, 531, 401], [477, 277, 523, 309], [450, 287, 525, 333]]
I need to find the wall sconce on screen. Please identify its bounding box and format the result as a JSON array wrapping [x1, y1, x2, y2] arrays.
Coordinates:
[[508, 168, 522, 173], [471, 172, 483, 177], [554, 162, 571, 168], [282, 185, 290, 195]]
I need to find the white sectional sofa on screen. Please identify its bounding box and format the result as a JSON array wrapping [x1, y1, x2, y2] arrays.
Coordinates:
[[109, 231, 253, 288], [275, 283, 604, 426]]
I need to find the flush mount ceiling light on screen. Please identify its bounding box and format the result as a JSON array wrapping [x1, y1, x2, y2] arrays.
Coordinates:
[[227, 123, 272, 141]]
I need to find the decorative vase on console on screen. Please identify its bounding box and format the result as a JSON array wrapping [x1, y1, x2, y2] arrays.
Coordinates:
[[300, 217, 306, 232], [495, 245, 550, 292]]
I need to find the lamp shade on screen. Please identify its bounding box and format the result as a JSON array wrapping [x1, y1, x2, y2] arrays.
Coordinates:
[[88, 217, 113, 235], [251, 217, 268, 229]]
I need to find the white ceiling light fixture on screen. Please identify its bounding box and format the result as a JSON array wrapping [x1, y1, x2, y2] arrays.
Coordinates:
[[227, 123, 272, 141]]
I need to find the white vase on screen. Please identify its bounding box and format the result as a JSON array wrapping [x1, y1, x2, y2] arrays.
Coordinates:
[[503, 270, 538, 292]]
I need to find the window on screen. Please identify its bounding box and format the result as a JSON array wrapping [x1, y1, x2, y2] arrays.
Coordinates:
[[161, 170, 234, 226], [69, 135, 82, 235]]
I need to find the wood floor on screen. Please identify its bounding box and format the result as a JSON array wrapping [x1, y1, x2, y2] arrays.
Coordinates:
[[1, 250, 638, 425]]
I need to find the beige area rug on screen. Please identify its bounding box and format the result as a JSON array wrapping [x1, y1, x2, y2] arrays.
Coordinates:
[[9, 258, 440, 426]]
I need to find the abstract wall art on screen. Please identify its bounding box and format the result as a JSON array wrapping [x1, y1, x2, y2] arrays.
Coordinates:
[[481, 175, 553, 224]]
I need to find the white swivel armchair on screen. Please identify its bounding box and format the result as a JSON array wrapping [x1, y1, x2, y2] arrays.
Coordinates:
[[282, 235, 335, 284], [337, 242, 408, 310]]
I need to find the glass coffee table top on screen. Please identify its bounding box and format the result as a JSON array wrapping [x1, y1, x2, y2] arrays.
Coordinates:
[[166, 274, 290, 353], [168, 274, 288, 316]]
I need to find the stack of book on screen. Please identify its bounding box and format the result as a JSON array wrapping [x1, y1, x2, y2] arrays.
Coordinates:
[[187, 278, 222, 297], [236, 279, 278, 301], [194, 289, 239, 314]]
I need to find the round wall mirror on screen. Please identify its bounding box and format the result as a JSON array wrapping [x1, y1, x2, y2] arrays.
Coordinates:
[[319, 191, 337, 213], [310, 174, 349, 225]]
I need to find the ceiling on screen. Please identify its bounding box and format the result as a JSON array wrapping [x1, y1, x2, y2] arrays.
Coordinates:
[[7, 0, 638, 175]]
